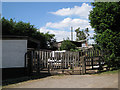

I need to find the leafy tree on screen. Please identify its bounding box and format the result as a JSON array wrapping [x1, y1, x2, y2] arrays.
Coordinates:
[[89, 2, 120, 68], [75, 27, 89, 41], [2, 17, 14, 35], [60, 40, 76, 50], [1, 17, 56, 49], [44, 32, 56, 50]]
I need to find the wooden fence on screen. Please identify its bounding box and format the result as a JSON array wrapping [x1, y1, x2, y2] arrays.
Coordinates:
[[25, 50, 108, 75], [25, 50, 86, 75], [84, 50, 109, 74]]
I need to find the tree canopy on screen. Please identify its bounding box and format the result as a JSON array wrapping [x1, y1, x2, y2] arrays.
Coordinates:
[[75, 27, 89, 41], [89, 2, 120, 68], [60, 40, 77, 50], [1, 17, 56, 49]]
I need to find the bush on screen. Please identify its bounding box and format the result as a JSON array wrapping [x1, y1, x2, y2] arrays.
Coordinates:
[[60, 40, 76, 50]]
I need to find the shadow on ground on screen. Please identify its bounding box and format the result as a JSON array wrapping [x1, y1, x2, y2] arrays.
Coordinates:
[[2, 69, 118, 86], [2, 72, 51, 86]]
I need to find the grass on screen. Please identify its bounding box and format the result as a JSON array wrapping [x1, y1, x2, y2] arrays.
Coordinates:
[[95, 69, 119, 75]]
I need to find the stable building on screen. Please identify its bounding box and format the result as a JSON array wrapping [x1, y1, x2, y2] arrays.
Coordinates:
[[2, 36, 40, 79]]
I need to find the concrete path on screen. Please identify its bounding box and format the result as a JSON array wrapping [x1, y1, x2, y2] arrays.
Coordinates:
[[4, 73, 118, 88]]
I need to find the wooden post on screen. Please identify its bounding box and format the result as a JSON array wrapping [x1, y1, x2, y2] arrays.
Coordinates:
[[87, 51, 88, 67], [74, 52, 76, 67], [70, 52, 72, 69], [55, 52, 57, 69], [48, 64, 50, 74], [98, 56, 101, 73], [66, 52, 69, 68], [72, 52, 74, 73], [93, 50, 95, 66], [39, 51, 41, 73], [68, 51, 70, 69], [65, 52, 67, 68], [51, 52, 54, 70], [79, 52, 81, 75], [42, 51, 44, 68], [37, 51, 40, 74], [24, 52, 27, 76], [28, 51, 33, 75], [62, 69, 64, 74], [47, 51, 49, 69], [35, 51, 37, 73], [26, 52, 29, 75], [82, 53, 86, 75], [83, 51, 86, 74], [39, 51, 41, 70], [84, 55, 86, 74], [91, 50, 94, 69], [88, 50, 90, 66], [62, 52, 64, 69], [43, 51, 45, 68]]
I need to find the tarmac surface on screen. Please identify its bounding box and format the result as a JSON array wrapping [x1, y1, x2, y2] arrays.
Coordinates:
[[3, 73, 118, 88]]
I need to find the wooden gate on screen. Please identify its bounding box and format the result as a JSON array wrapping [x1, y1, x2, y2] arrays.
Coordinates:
[[48, 51, 85, 75], [25, 50, 86, 75], [84, 50, 107, 74]]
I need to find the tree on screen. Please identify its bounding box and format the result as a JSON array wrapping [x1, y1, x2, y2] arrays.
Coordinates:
[[75, 27, 89, 41], [89, 2, 120, 68], [60, 40, 76, 50], [2, 17, 14, 35], [1, 17, 56, 49], [44, 32, 56, 50]]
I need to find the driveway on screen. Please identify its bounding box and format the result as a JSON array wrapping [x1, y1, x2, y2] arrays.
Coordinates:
[[3, 73, 118, 88]]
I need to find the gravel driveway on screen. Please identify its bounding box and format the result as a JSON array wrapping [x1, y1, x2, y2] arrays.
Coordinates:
[[3, 73, 118, 88]]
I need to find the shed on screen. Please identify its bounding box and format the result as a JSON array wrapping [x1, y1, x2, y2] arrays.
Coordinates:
[[2, 35, 40, 79]]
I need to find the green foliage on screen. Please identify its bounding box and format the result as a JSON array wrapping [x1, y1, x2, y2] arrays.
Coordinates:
[[92, 44, 101, 50], [60, 40, 77, 50], [44, 32, 56, 49], [97, 69, 119, 75], [75, 27, 89, 41], [89, 2, 120, 33], [89, 2, 120, 68], [70, 48, 81, 52], [1, 17, 56, 49]]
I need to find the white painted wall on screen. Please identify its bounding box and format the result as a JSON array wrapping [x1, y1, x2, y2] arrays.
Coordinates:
[[2, 40, 27, 68], [82, 43, 86, 47]]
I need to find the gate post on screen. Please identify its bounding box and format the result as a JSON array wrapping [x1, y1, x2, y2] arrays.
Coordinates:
[[98, 56, 101, 73], [98, 56, 103, 73], [24, 52, 28, 76], [84, 56, 86, 74], [27, 51, 33, 76], [91, 58, 93, 69], [82, 55, 86, 75], [48, 64, 50, 74], [37, 51, 40, 74]]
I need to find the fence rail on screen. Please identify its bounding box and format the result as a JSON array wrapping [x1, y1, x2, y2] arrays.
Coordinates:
[[25, 50, 108, 75]]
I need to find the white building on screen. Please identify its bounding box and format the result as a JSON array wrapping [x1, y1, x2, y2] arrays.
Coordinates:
[[2, 36, 40, 79]]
